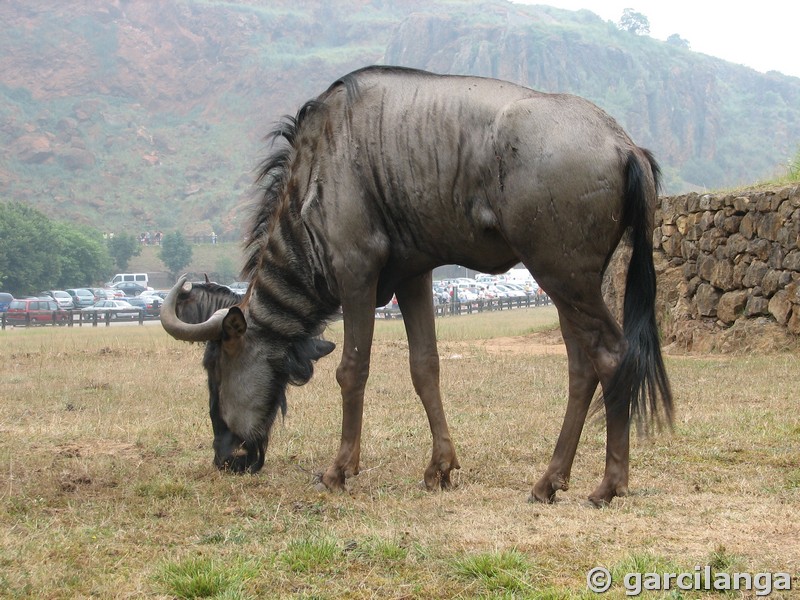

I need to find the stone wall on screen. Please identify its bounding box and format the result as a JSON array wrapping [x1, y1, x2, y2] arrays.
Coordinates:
[[653, 185, 800, 351]]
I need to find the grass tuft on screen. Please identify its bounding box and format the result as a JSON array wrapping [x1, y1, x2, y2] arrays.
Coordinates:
[[136, 479, 192, 499], [707, 545, 745, 573], [453, 549, 533, 593], [785, 469, 800, 490], [348, 536, 409, 562], [154, 556, 258, 599], [279, 536, 340, 574], [611, 551, 681, 578]]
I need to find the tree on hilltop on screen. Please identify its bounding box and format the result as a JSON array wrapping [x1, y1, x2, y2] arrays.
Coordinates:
[[108, 233, 141, 272], [666, 33, 690, 48], [159, 231, 193, 278], [618, 9, 650, 35]]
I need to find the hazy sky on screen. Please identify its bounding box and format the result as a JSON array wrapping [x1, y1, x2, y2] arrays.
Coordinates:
[[512, 1, 800, 78]]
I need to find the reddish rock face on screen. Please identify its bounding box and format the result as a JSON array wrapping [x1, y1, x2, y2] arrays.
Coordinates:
[[12, 133, 53, 163]]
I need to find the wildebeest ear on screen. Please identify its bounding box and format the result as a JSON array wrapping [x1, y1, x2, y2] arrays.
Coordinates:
[[285, 338, 336, 386], [222, 307, 247, 339]]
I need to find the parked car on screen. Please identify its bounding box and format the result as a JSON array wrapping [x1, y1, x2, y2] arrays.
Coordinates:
[[376, 295, 401, 318], [450, 285, 479, 302], [111, 281, 150, 296], [228, 281, 249, 295], [39, 290, 76, 309], [125, 295, 161, 318], [456, 288, 480, 302], [498, 283, 528, 299], [65, 288, 96, 308], [0, 292, 13, 312], [5, 298, 70, 326], [87, 287, 112, 301], [139, 289, 168, 301], [486, 284, 513, 299], [103, 288, 125, 299], [106, 272, 149, 288], [81, 299, 144, 320]]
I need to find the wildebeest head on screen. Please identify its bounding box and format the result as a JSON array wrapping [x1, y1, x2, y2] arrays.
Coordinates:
[[161, 276, 335, 473]]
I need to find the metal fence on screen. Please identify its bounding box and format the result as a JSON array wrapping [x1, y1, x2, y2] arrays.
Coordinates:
[[3, 294, 553, 329], [1, 309, 152, 330], [376, 294, 552, 319]]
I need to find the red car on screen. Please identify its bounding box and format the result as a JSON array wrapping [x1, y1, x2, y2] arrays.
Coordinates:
[[5, 298, 70, 326]]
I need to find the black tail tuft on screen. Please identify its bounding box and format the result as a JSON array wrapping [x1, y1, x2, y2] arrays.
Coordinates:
[[604, 150, 673, 433]]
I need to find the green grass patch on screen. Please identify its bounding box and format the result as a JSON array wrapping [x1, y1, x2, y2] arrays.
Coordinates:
[[348, 536, 409, 562], [135, 479, 192, 500], [279, 536, 340, 574], [154, 556, 259, 599], [453, 549, 534, 593]]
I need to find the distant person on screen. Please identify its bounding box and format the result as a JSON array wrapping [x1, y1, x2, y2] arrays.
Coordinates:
[[211, 231, 217, 245]]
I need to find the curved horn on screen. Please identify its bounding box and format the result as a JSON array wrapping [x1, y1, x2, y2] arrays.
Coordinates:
[[160, 275, 229, 342]]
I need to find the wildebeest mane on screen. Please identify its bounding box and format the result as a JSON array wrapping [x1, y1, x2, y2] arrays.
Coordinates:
[[335, 64, 436, 102], [242, 99, 327, 281], [241, 65, 428, 282]]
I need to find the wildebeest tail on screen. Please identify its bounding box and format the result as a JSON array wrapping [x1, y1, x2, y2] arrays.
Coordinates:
[[605, 149, 673, 432]]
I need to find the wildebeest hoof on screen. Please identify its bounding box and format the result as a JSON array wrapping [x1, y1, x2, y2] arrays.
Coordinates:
[[528, 489, 563, 504], [530, 474, 568, 503], [588, 481, 627, 507], [422, 472, 453, 491], [311, 471, 343, 493], [315, 467, 347, 492], [586, 496, 611, 508]]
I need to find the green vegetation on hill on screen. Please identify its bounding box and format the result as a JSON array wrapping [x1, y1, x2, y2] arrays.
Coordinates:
[[0, 201, 112, 296], [0, 200, 245, 294]]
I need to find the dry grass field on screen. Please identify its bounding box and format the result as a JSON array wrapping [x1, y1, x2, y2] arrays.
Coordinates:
[[1, 307, 798, 599]]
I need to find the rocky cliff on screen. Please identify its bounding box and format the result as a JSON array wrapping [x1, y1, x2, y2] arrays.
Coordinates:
[[2, 0, 799, 237]]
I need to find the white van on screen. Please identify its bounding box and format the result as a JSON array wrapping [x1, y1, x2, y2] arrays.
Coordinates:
[[106, 273, 149, 287]]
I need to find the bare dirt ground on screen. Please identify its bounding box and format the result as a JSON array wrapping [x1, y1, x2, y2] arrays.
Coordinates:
[[478, 328, 567, 356]]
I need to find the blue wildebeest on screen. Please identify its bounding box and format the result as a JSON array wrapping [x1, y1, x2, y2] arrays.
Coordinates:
[[161, 66, 672, 506]]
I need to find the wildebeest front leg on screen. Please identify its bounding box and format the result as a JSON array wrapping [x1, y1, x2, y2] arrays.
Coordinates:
[[395, 272, 460, 489], [320, 285, 378, 491]]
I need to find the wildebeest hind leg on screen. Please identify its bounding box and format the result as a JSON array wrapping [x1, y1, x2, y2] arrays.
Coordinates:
[[531, 279, 629, 506], [530, 318, 598, 502], [395, 272, 460, 490], [588, 393, 630, 506]]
